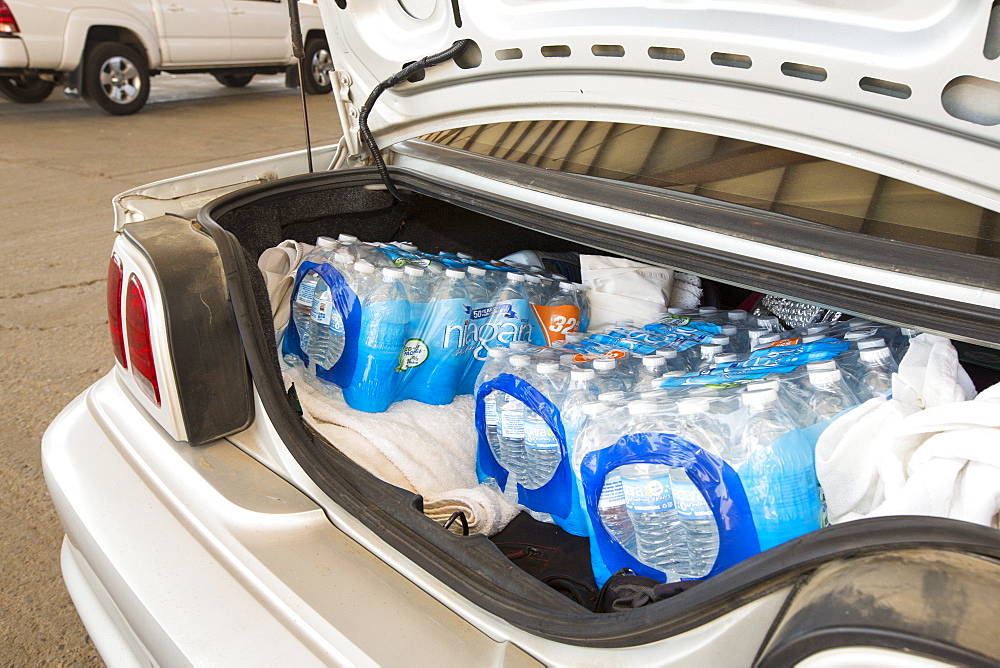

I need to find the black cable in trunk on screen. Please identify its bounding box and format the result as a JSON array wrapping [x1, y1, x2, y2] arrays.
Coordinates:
[[359, 39, 472, 202]]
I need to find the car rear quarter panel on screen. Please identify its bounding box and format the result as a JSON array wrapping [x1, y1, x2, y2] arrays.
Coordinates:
[[44, 368, 796, 665], [41, 373, 545, 665]]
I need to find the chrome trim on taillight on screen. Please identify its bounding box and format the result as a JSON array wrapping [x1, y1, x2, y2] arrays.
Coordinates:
[[107, 255, 127, 369]]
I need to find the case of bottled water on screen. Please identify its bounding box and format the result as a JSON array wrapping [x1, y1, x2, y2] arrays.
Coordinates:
[[282, 238, 592, 413], [473, 302, 906, 585]]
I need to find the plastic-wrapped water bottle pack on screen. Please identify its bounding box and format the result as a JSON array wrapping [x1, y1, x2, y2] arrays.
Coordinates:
[[473, 306, 915, 586], [282, 235, 592, 413]]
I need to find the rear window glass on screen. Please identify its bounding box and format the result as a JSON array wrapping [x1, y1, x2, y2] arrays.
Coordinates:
[[419, 121, 1000, 259]]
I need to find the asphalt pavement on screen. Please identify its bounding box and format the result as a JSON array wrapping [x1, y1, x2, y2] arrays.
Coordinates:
[[0, 73, 339, 664]]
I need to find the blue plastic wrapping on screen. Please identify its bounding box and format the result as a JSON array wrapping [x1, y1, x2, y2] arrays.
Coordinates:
[[579, 432, 761, 586]]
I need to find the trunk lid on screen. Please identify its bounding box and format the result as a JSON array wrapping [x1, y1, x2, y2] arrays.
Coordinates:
[[320, 1, 1000, 210]]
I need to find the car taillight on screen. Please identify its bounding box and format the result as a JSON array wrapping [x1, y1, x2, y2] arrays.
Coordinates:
[[107, 255, 127, 369], [0, 2, 19, 34], [125, 274, 160, 406]]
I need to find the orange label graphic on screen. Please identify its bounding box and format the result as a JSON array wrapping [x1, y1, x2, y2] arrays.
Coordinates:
[[531, 304, 581, 345], [760, 336, 801, 349], [573, 350, 627, 363]]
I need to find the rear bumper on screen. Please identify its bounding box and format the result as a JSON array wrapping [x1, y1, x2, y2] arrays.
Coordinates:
[[42, 371, 507, 665], [0, 36, 29, 69]]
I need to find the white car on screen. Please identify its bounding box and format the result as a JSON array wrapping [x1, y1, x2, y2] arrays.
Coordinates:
[[43, 1, 1000, 665], [0, 0, 329, 114]]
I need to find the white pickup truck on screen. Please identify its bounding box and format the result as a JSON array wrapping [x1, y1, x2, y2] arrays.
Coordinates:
[[0, 0, 329, 114]]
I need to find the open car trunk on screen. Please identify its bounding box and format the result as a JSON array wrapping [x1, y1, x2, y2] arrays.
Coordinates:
[[196, 161, 1000, 648]]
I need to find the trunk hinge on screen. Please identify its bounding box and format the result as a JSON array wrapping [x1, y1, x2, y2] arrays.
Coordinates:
[[331, 70, 362, 159]]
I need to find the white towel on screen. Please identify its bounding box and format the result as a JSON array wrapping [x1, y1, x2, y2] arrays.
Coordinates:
[[816, 334, 1000, 529], [287, 367, 519, 535], [581, 255, 682, 331], [424, 486, 521, 537], [891, 332, 976, 409]]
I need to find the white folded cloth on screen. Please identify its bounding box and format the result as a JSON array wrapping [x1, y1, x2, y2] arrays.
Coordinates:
[[892, 331, 977, 409], [287, 367, 519, 535], [816, 334, 1000, 529], [258, 240, 313, 333], [581, 255, 701, 330]]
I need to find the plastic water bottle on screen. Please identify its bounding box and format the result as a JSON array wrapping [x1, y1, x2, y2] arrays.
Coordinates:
[[543, 282, 582, 344], [692, 343, 724, 370], [560, 368, 599, 459], [572, 283, 591, 333], [488, 271, 533, 348], [746, 328, 769, 351], [599, 471, 636, 555], [744, 379, 812, 428], [806, 368, 861, 420], [536, 275, 557, 302], [290, 237, 337, 354], [306, 246, 357, 374], [523, 362, 565, 489], [352, 259, 377, 301], [856, 346, 897, 400], [402, 265, 431, 304], [479, 266, 507, 294], [342, 267, 410, 411], [335, 233, 362, 261], [400, 268, 472, 404], [755, 315, 783, 333], [308, 271, 348, 373], [615, 400, 690, 577], [634, 355, 667, 391], [735, 388, 821, 551], [619, 460, 689, 580], [597, 390, 627, 405], [889, 327, 919, 362], [572, 402, 635, 553], [653, 348, 687, 373], [523, 273, 546, 305], [496, 354, 532, 480], [476, 347, 511, 461], [671, 397, 726, 577], [752, 333, 782, 351], [593, 357, 629, 394], [464, 266, 493, 303]]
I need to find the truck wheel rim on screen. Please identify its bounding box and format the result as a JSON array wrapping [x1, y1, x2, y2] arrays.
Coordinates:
[[311, 48, 333, 87], [99, 56, 142, 104]]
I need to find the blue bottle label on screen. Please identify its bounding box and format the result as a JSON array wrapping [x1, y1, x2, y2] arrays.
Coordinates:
[[672, 477, 711, 520], [524, 419, 558, 451], [621, 475, 675, 514]]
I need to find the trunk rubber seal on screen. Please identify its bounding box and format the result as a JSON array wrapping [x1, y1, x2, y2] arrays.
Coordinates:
[[199, 167, 1000, 648]]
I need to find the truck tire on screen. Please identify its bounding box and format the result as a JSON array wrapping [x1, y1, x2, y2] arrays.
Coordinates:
[[82, 42, 150, 116], [0, 74, 56, 103], [303, 38, 333, 95], [213, 72, 255, 88]]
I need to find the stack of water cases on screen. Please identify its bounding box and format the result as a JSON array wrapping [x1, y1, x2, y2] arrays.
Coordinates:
[[474, 305, 913, 585], [282, 236, 592, 412]]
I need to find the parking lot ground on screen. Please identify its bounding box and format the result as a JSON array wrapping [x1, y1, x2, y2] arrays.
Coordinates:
[[0, 73, 340, 664]]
